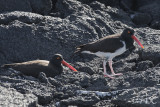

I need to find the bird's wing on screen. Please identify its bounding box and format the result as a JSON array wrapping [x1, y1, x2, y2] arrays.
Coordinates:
[[1, 60, 50, 77], [78, 35, 124, 53]]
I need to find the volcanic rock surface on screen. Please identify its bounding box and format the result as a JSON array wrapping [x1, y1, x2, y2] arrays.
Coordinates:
[[0, 0, 160, 106]]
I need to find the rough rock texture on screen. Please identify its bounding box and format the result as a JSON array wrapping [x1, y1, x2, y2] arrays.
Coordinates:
[[0, 85, 37, 106], [0, 0, 52, 15], [112, 86, 160, 107], [0, 0, 160, 106]]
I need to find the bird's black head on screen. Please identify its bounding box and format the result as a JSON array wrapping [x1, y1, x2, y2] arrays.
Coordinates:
[[50, 54, 63, 66], [121, 28, 135, 39], [121, 28, 144, 50], [49, 54, 78, 72]]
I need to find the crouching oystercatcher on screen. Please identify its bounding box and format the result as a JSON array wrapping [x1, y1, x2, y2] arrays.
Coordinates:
[[75, 28, 144, 79], [1, 54, 77, 78]]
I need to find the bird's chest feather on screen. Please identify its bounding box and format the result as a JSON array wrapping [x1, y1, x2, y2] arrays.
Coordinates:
[[92, 41, 126, 59]]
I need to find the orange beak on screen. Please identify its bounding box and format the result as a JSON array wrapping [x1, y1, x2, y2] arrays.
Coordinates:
[[131, 35, 144, 48], [61, 60, 77, 72]]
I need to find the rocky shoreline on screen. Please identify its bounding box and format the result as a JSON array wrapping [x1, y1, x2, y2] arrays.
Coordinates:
[[0, 0, 160, 106]]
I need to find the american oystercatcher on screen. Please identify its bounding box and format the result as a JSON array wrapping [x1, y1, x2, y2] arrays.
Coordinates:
[[1, 54, 77, 78], [75, 28, 144, 79]]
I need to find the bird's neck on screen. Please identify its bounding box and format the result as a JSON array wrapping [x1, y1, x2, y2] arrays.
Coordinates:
[[49, 61, 61, 67], [123, 37, 134, 50]]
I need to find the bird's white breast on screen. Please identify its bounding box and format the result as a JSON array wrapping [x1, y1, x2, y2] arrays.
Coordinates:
[[82, 41, 126, 60]]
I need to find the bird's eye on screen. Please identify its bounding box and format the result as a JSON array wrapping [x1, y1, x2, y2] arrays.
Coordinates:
[[128, 31, 130, 34], [57, 57, 60, 59]]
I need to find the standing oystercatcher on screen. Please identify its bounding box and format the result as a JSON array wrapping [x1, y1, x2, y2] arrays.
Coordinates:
[[1, 54, 77, 78], [75, 28, 144, 79]]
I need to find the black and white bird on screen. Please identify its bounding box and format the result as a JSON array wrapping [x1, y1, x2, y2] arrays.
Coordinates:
[[75, 28, 144, 79]]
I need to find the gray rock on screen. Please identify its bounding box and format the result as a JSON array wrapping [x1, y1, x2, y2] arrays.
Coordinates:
[[140, 47, 160, 65], [107, 67, 160, 90], [59, 93, 100, 106], [136, 60, 154, 71], [0, 85, 37, 107], [0, 70, 55, 105], [136, 28, 160, 64], [0, 0, 160, 106], [112, 87, 160, 107]]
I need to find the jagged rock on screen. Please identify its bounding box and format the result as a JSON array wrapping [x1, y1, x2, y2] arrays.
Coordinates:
[[136, 60, 154, 71], [136, 28, 160, 64], [140, 47, 160, 65], [55, 84, 82, 99], [38, 72, 50, 84], [0, 85, 37, 106], [0, 0, 160, 106], [59, 93, 100, 106], [107, 67, 160, 90], [112, 86, 160, 107], [48, 77, 63, 86]]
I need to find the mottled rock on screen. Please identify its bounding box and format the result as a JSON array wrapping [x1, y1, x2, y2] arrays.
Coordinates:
[[56, 84, 82, 99], [136, 60, 154, 71], [38, 72, 50, 84], [112, 87, 160, 107], [136, 28, 160, 64], [0, 86, 37, 107], [59, 93, 100, 106], [0, 0, 160, 106], [140, 47, 160, 65], [107, 67, 160, 90]]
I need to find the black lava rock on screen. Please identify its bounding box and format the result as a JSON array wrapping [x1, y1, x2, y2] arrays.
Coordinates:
[[136, 60, 154, 71], [0, 0, 160, 106], [131, 13, 152, 25]]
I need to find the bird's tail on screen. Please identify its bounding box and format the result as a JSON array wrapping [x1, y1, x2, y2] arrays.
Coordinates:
[[74, 45, 86, 54], [70, 44, 86, 59]]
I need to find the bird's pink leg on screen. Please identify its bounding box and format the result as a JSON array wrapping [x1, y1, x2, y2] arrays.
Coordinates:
[[108, 60, 123, 76], [103, 60, 114, 79]]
